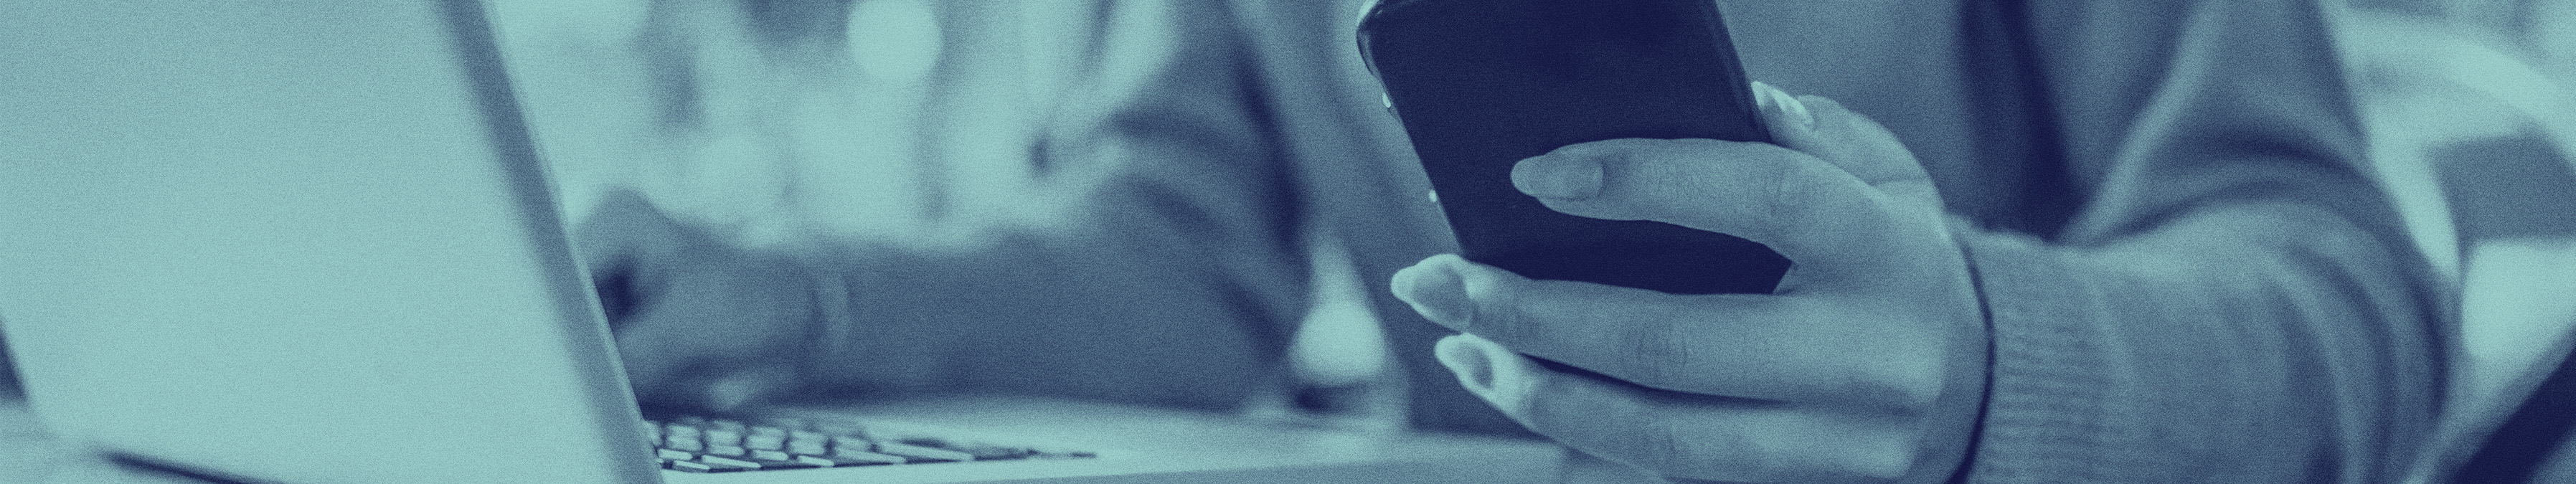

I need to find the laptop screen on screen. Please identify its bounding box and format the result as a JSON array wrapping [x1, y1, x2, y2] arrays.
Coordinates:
[[0, 1, 656, 483]]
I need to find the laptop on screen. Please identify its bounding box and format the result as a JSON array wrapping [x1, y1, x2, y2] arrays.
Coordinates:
[[0, 1, 1561, 483]]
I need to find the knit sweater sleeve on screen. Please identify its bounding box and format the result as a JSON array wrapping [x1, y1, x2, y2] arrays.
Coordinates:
[[1958, 0, 2448, 481]]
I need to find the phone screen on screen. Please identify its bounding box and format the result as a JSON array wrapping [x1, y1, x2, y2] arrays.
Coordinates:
[[1361, 0, 1790, 295]]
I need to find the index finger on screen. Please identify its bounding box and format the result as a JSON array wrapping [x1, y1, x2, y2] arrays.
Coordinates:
[[1512, 138, 1928, 284]]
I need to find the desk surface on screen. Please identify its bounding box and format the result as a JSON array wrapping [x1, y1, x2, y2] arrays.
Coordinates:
[[0, 396, 1622, 484], [0, 397, 219, 484]]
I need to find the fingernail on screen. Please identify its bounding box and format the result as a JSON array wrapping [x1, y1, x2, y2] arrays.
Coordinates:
[[1511, 153, 1602, 199], [1752, 81, 1813, 131], [1435, 335, 1496, 393], [1392, 259, 1472, 330]]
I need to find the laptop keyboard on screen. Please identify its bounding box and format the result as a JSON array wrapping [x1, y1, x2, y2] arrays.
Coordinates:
[[648, 416, 1095, 473]]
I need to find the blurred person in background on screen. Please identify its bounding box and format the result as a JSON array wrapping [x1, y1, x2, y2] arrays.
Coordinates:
[[482, 0, 2555, 483], [493, 0, 1479, 430]]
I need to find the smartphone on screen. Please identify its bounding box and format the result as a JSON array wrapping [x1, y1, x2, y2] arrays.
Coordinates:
[[1359, 0, 1790, 294]]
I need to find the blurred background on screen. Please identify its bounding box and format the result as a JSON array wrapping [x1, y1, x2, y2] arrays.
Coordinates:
[[2344, 0, 2576, 417], [2341, 0, 2576, 479], [1, 0, 2574, 479]]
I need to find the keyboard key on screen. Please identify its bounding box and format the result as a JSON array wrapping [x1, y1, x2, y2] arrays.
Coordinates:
[[704, 429, 744, 446], [657, 449, 697, 461], [746, 457, 826, 470], [704, 445, 747, 457], [704, 455, 823, 470], [788, 440, 829, 456], [696, 455, 766, 469], [663, 424, 702, 438], [824, 449, 909, 465], [666, 459, 753, 473], [663, 436, 704, 452], [744, 433, 785, 450], [873, 442, 973, 462], [791, 455, 849, 468]]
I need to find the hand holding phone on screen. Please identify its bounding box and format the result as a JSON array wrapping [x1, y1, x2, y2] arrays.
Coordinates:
[[1390, 82, 1994, 484]]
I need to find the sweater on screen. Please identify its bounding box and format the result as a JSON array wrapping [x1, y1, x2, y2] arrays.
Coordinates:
[[1240, 0, 2448, 480], [533, 0, 2449, 480]]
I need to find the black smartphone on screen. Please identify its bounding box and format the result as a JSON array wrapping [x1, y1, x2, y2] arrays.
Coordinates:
[[1359, 0, 1790, 295]]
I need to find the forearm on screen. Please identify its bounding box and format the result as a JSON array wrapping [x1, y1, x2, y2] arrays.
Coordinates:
[[1961, 203, 2445, 483], [806, 220, 1296, 411]]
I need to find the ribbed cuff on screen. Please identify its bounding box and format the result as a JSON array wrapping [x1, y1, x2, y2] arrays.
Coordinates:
[[1955, 232, 2117, 483]]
